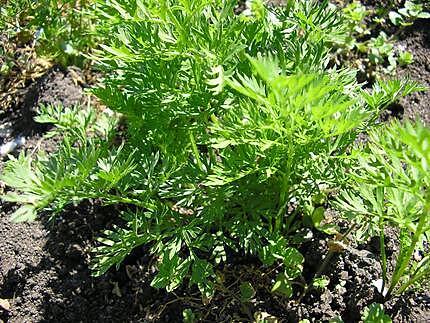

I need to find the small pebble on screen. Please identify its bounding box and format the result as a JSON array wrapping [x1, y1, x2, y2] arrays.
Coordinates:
[[0, 136, 26, 156]]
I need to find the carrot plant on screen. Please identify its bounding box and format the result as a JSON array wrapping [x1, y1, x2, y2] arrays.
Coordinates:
[[0, 0, 96, 66], [0, 104, 124, 221], [336, 120, 430, 298], [0, 0, 424, 299]]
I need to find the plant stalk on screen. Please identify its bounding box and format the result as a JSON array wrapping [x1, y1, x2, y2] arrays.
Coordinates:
[[387, 199, 429, 297]]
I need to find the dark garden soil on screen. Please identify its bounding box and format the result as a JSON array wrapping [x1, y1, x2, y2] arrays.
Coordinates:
[[1, 17, 430, 323], [397, 19, 430, 125]]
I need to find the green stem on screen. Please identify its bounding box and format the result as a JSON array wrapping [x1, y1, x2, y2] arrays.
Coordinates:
[[189, 131, 204, 172], [275, 134, 294, 232], [387, 202, 428, 297], [397, 256, 430, 294], [314, 251, 334, 278], [275, 174, 291, 232], [376, 187, 388, 293], [379, 223, 388, 294], [314, 223, 357, 278]]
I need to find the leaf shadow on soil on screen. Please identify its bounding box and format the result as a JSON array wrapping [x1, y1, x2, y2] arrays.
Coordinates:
[[2, 198, 429, 322], [0, 201, 185, 322]]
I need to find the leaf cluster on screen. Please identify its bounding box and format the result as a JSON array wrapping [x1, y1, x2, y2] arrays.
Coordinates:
[[89, 0, 367, 296], [0, 0, 96, 67], [1, 0, 427, 300], [0, 105, 137, 221], [333, 0, 429, 77], [336, 120, 430, 297], [389, 0, 430, 26]]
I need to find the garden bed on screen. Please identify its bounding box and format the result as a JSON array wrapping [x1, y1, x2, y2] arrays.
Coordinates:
[[1, 2, 430, 323]]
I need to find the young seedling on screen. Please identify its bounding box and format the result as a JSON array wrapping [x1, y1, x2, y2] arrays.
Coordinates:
[[337, 120, 430, 298], [389, 0, 430, 26]]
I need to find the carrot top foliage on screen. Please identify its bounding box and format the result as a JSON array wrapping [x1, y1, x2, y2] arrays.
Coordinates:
[[1, 0, 427, 300]]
